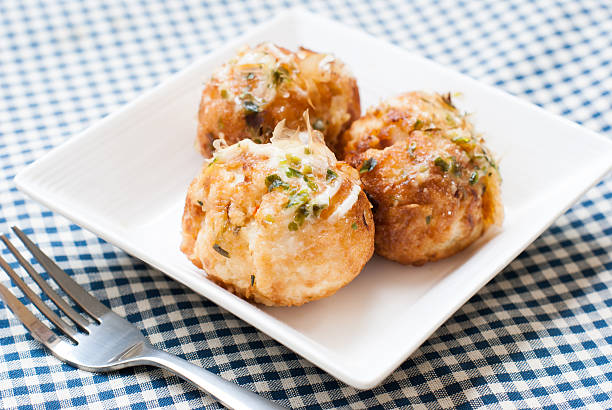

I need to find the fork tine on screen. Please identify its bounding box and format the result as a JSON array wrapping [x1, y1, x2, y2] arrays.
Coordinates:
[[1, 235, 90, 332], [0, 281, 64, 349], [0, 254, 78, 343], [11, 227, 109, 321]]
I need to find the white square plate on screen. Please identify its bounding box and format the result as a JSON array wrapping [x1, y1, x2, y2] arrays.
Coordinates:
[[15, 8, 612, 389]]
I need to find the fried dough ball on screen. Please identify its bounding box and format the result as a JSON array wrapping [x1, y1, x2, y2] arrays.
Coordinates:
[[181, 120, 374, 306], [341, 91, 503, 265], [196, 42, 360, 157]]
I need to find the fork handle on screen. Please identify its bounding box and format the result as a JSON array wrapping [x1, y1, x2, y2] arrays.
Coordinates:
[[138, 345, 285, 409]]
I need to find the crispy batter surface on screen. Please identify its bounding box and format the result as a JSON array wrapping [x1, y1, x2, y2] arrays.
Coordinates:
[[181, 124, 374, 306], [341, 91, 503, 265], [196, 43, 360, 157]]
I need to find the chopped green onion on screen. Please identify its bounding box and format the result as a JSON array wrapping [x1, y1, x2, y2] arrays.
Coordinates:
[[351, 222, 358, 230], [294, 204, 309, 226], [288, 222, 298, 231], [286, 167, 303, 178], [326, 169, 338, 181], [450, 157, 461, 176], [426, 215, 431, 225], [359, 158, 377, 174], [265, 174, 289, 191], [243, 100, 259, 113], [408, 142, 417, 156], [414, 119, 424, 130], [304, 147, 311, 155], [220, 89, 228, 99], [286, 190, 309, 208], [273, 67, 289, 85], [302, 164, 313, 175], [469, 171, 479, 185], [452, 136, 471, 144], [434, 157, 449, 173], [304, 175, 317, 191], [285, 153, 301, 166]]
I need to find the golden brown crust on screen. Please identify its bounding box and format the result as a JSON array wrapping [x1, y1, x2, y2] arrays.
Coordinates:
[[181, 125, 374, 306], [341, 91, 503, 265], [196, 43, 360, 157]]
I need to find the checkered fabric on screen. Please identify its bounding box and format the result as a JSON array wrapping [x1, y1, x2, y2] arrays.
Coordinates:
[[1, 0, 611, 408]]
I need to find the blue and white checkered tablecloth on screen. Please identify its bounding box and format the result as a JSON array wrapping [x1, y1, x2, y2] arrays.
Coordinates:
[[1, 0, 611, 408]]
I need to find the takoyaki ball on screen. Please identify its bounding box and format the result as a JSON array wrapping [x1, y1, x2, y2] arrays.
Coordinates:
[[341, 91, 503, 265], [196, 42, 360, 157], [181, 120, 374, 306]]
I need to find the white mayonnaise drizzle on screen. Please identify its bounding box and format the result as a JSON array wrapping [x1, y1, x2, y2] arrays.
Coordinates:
[[310, 177, 342, 208], [329, 183, 361, 220]]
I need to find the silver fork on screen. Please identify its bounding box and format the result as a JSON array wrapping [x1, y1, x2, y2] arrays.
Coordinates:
[[0, 227, 284, 410]]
